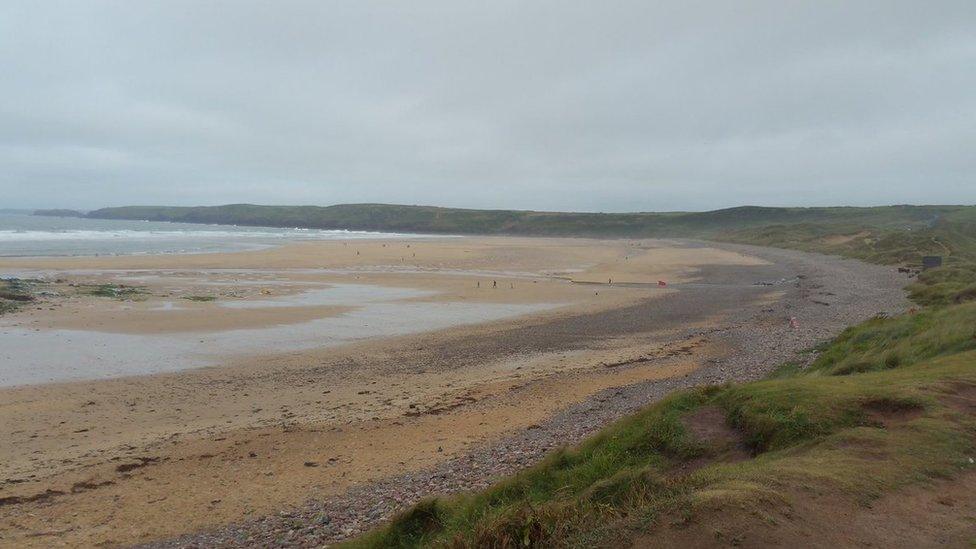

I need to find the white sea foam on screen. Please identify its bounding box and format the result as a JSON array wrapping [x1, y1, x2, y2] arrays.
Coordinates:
[[0, 213, 449, 257], [0, 228, 418, 241]]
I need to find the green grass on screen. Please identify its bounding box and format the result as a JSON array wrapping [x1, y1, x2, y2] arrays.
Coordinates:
[[0, 278, 37, 299], [720, 219, 976, 267], [77, 284, 147, 300], [347, 238, 976, 548], [0, 278, 37, 315], [805, 303, 976, 376], [0, 300, 21, 315], [908, 263, 976, 306], [182, 295, 217, 302]]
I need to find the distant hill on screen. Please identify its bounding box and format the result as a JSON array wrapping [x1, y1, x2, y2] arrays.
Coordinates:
[[33, 209, 87, 218], [85, 203, 976, 265], [86, 203, 964, 237]]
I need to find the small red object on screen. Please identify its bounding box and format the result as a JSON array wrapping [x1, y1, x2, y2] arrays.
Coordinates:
[[658, 280, 667, 287]]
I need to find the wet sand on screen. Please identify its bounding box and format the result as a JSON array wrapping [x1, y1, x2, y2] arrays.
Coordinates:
[[0, 236, 781, 547]]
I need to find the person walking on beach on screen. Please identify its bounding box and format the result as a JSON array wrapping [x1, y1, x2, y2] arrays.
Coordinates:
[[492, 280, 497, 288]]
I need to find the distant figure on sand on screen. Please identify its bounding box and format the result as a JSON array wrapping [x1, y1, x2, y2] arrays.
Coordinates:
[[492, 280, 497, 288]]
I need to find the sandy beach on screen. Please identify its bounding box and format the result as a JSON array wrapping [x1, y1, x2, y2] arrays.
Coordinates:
[[0, 236, 905, 548]]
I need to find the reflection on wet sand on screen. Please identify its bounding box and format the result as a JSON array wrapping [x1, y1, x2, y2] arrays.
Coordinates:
[[0, 282, 559, 386]]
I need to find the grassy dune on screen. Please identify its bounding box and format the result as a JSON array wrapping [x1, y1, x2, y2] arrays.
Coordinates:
[[347, 229, 976, 547], [719, 219, 976, 265], [910, 265, 976, 306]]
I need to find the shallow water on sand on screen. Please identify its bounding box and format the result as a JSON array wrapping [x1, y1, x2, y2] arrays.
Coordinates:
[[218, 284, 434, 308], [0, 283, 557, 387]]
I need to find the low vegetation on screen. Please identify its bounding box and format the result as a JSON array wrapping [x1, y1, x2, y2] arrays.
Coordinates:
[[1, 279, 154, 312], [908, 263, 976, 306], [0, 278, 36, 301], [0, 278, 37, 315], [182, 295, 217, 302], [721, 220, 975, 267], [0, 300, 22, 315], [348, 232, 976, 547], [77, 284, 147, 300]]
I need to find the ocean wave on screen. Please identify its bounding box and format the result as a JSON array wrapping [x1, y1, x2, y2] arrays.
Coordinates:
[[0, 229, 416, 241]]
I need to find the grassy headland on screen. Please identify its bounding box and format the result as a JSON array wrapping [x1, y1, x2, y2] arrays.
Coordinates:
[[82, 203, 976, 267], [345, 223, 976, 547], [80, 203, 959, 235], [31, 209, 86, 218]]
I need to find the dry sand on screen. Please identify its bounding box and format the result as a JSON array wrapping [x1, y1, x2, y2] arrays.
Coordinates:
[[0, 236, 767, 547]]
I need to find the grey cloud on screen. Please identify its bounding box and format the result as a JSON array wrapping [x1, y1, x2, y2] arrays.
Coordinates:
[[1, 0, 974, 211]]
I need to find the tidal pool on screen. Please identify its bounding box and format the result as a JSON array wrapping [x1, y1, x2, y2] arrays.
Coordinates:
[[0, 283, 557, 387]]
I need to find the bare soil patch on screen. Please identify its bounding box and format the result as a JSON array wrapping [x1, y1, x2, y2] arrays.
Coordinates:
[[673, 405, 752, 477], [861, 398, 925, 428], [642, 473, 976, 548], [942, 382, 976, 415]]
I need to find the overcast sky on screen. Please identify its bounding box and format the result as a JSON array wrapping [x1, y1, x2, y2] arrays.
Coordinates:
[[1, 1, 974, 212]]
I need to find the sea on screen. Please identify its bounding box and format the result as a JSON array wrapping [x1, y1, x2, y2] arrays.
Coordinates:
[[0, 212, 419, 257]]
